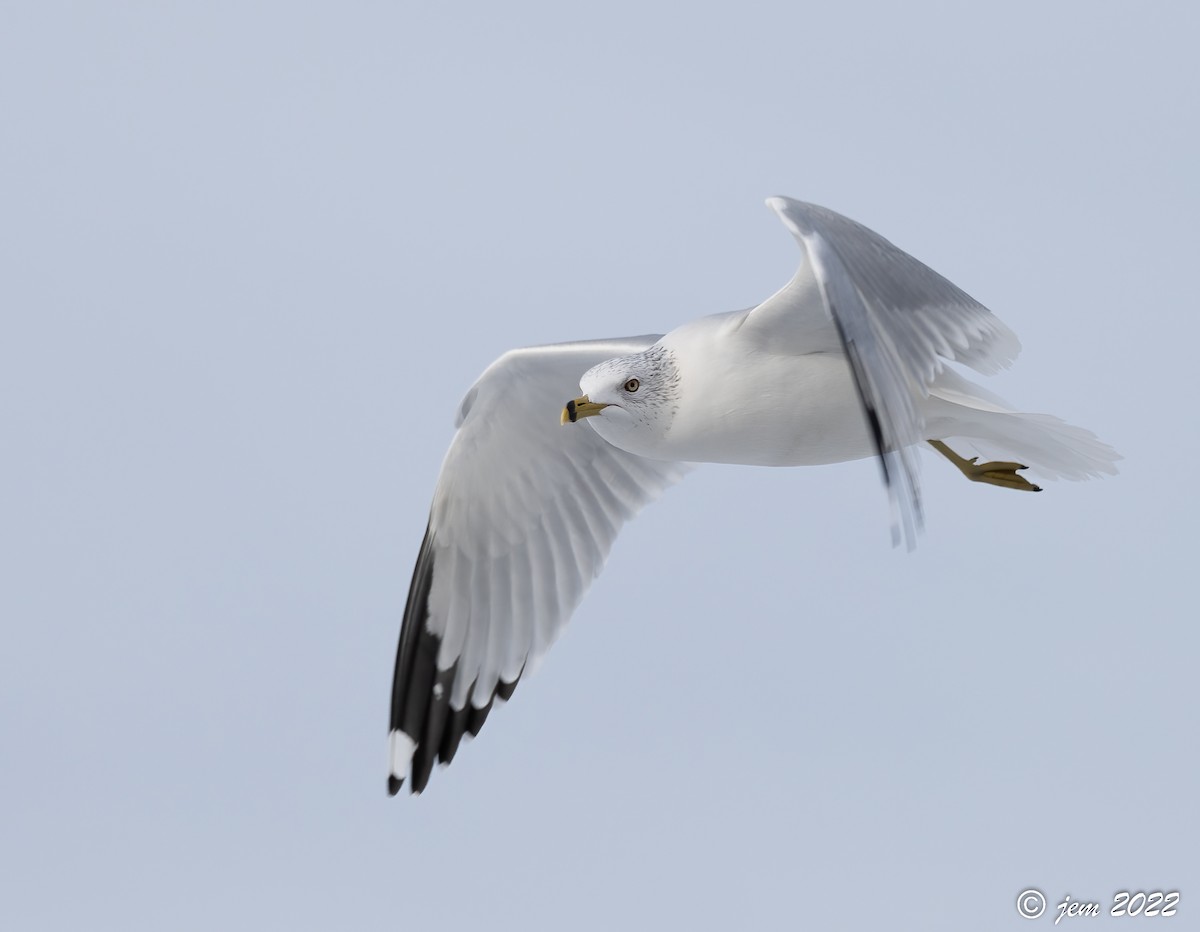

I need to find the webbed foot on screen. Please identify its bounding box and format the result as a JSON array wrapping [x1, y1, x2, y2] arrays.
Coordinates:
[[928, 440, 1042, 492]]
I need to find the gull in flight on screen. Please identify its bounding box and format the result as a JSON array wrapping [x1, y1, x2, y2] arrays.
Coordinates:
[[388, 197, 1118, 794]]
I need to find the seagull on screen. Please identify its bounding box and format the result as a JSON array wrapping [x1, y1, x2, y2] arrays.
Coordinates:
[[388, 197, 1118, 795]]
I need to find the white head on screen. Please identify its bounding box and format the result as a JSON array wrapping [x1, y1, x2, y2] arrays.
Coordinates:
[[561, 344, 681, 457]]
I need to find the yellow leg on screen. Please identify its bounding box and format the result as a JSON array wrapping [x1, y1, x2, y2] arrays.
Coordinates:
[[927, 440, 1042, 492]]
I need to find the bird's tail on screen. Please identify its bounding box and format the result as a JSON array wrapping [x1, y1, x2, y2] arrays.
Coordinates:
[[923, 369, 1121, 481]]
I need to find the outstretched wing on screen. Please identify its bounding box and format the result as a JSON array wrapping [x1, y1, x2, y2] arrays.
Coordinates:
[[390, 337, 690, 794], [743, 197, 1021, 545]]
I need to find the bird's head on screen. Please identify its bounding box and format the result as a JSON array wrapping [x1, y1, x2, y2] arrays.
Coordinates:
[[561, 344, 681, 456]]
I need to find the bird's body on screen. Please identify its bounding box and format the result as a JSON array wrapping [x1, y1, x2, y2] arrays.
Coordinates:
[[388, 197, 1119, 795], [600, 312, 875, 467]]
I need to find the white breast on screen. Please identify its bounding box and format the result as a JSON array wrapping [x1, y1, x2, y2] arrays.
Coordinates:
[[665, 345, 877, 466]]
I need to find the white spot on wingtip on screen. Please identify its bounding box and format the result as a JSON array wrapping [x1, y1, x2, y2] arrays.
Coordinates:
[[389, 730, 416, 778]]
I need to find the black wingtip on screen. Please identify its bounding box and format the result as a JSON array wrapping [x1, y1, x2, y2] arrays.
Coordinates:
[[495, 677, 519, 702], [466, 696, 494, 737], [391, 524, 532, 794]]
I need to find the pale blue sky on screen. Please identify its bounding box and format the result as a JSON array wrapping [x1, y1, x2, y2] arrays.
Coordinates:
[[2, 2, 1196, 929]]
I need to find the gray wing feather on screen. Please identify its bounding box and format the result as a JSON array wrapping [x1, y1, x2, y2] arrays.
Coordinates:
[[390, 337, 689, 793], [763, 198, 1020, 382], [746, 197, 1020, 546]]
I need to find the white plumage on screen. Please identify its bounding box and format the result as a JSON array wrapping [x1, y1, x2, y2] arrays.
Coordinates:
[[388, 197, 1118, 794]]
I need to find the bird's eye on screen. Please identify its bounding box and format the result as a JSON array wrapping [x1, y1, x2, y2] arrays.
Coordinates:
[[624, 378, 640, 393]]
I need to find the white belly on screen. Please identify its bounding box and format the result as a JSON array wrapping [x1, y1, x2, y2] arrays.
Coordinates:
[[649, 350, 879, 467]]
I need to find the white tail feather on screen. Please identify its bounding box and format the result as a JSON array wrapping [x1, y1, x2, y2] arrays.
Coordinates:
[[925, 370, 1121, 481]]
